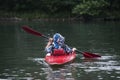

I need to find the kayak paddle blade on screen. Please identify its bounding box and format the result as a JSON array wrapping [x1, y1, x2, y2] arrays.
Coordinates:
[[22, 25, 43, 37], [83, 52, 101, 58]]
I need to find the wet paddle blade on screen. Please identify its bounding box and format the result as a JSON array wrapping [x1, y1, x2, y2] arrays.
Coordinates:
[[83, 52, 101, 58], [76, 50, 101, 58], [22, 25, 43, 36]]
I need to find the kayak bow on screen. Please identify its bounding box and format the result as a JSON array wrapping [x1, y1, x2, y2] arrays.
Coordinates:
[[45, 49, 76, 65]]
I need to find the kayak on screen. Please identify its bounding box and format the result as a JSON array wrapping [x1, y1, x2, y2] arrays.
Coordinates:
[[45, 49, 76, 65]]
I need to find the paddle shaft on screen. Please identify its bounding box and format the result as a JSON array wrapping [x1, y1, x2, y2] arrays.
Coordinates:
[[76, 50, 84, 54], [40, 34, 49, 39]]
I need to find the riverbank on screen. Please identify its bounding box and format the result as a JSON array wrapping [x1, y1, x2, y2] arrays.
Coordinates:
[[0, 17, 120, 22], [0, 12, 120, 22], [0, 11, 72, 21]]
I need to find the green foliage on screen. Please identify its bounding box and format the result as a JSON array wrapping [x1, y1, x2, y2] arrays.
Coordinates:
[[72, 0, 109, 16], [0, 0, 120, 19]]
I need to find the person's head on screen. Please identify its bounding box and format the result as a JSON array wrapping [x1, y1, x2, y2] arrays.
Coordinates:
[[53, 33, 65, 45]]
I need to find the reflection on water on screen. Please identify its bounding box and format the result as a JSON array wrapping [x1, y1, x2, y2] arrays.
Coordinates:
[[71, 55, 120, 80], [1, 55, 118, 80], [32, 55, 120, 80], [0, 55, 120, 80], [1, 55, 119, 80], [31, 57, 76, 80]]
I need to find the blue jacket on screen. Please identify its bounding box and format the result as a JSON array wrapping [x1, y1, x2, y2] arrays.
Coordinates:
[[45, 33, 72, 53]]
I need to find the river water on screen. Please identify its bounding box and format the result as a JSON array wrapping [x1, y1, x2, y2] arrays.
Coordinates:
[[0, 20, 120, 80]]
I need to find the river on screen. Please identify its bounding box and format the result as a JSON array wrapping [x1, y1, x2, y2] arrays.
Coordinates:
[[0, 20, 120, 80]]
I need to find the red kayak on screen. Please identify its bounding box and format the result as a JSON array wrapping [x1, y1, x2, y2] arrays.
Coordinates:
[[45, 49, 76, 65]]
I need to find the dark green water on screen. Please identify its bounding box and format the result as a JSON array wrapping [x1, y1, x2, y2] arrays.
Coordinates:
[[0, 20, 120, 80]]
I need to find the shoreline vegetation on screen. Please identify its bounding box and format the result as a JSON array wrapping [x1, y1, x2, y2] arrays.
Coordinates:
[[0, 17, 119, 22], [0, 0, 120, 22], [0, 12, 119, 22]]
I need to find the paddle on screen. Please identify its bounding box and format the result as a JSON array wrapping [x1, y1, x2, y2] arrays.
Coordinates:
[[22, 25, 101, 58], [76, 50, 101, 58], [22, 25, 48, 39]]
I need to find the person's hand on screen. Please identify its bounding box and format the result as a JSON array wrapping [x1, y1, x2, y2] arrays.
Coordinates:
[[72, 48, 77, 51], [46, 38, 53, 48], [49, 38, 53, 43]]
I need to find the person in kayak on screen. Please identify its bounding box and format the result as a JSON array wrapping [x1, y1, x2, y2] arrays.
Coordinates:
[[45, 33, 76, 56]]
